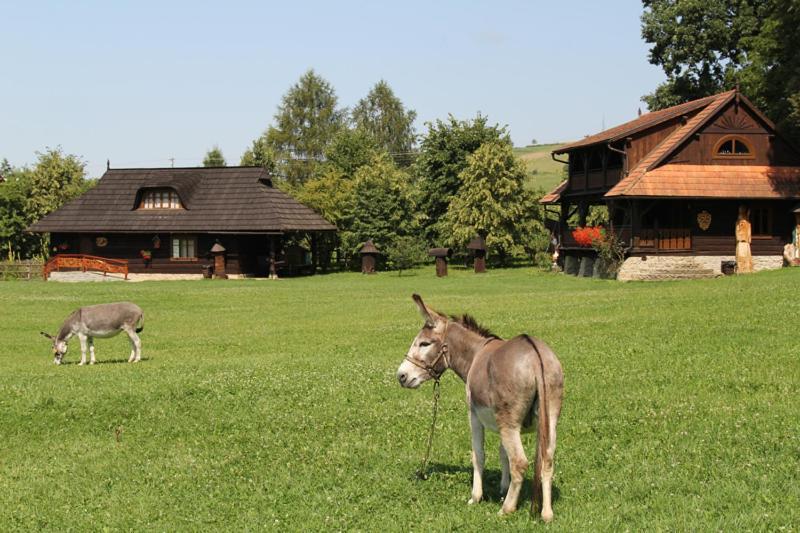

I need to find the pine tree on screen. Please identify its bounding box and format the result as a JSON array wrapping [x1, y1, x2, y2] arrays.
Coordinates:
[[352, 80, 417, 160], [203, 146, 226, 167]]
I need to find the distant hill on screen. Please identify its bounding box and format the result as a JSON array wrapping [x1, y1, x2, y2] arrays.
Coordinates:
[[513, 143, 566, 193]]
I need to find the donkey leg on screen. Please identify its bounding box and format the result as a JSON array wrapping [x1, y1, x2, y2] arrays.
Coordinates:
[[78, 334, 88, 365], [540, 396, 561, 522], [467, 409, 485, 505], [498, 427, 528, 515], [125, 328, 137, 362], [499, 443, 510, 497], [130, 330, 142, 362], [89, 338, 96, 365]]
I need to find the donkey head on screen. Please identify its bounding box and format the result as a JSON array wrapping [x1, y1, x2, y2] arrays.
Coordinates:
[[40, 331, 67, 365], [396, 294, 449, 389]]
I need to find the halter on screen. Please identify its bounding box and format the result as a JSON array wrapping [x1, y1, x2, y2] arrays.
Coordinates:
[[405, 321, 450, 381]]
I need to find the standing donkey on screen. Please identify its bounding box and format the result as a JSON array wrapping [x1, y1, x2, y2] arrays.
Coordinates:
[[396, 295, 564, 522], [41, 302, 144, 365]]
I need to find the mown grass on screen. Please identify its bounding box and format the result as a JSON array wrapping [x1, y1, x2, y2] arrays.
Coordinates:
[[514, 144, 566, 193], [1, 268, 799, 531]]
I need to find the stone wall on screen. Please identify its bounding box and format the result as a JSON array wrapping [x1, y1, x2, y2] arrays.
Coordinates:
[[617, 255, 784, 281]]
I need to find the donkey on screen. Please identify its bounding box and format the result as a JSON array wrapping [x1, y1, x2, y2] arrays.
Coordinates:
[[396, 294, 564, 522], [40, 302, 144, 365]]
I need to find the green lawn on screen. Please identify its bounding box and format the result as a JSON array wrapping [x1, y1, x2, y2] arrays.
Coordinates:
[[514, 144, 567, 194], [1, 268, 799, 530]]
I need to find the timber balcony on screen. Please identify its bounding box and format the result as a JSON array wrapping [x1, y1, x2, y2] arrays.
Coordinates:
[[561, 226, 692, 252], [43, 254, 129, 280]]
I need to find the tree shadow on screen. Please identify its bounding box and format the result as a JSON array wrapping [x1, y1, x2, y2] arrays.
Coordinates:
[[422, 462, 561, 504]]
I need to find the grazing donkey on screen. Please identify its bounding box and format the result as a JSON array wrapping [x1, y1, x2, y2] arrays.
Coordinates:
[[396, 295, 564, 522], [41, 302, 144, 365]]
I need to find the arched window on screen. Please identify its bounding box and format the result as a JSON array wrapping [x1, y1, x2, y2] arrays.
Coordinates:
[[140, 189, 182, 209], [714, 136, 754, 158]]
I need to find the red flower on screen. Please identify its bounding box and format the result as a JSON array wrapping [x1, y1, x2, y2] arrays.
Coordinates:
[[571, 226, 605, 247]]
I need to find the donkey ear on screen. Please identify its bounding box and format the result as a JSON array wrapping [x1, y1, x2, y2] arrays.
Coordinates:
[[40, 331, 54, 340], [412, 294, 436, 325]]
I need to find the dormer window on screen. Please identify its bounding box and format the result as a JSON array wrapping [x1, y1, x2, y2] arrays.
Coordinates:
[[141, 189, 182, 209], [714, 136, 754, 158]]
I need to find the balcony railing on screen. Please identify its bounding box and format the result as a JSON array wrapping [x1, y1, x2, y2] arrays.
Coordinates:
[[43, 254, 129, 280], [561, 226, 691, 251]]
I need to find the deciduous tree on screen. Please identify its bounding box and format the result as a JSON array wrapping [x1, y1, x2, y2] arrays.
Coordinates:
[[203, 146, 226, 167], [414, 114, 510, 243], [441, 141, 546, 264]]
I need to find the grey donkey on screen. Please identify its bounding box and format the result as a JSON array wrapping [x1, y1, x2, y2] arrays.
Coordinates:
[[41, 302, 144, 365]]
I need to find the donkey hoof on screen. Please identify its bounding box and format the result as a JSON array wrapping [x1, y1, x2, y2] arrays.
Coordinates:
[[467, 497, 480, 505], [541, 510, 554, 523], [78, 362, 85, 366], [499, 504, 515, 516]]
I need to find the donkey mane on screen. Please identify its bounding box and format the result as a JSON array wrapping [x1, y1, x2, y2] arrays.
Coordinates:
[[451, 314, 499, 339]]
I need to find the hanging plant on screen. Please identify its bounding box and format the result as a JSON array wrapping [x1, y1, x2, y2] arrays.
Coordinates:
[[152, 235, 161, 249], [139, 249, 152, 260]]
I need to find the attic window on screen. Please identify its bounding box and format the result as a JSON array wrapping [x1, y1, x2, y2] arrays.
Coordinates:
[[715, 136, 753, 158], [141, 189, 182, 209]]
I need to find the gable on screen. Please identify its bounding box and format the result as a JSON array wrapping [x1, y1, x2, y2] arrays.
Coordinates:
[[666, 98, 800, 167]]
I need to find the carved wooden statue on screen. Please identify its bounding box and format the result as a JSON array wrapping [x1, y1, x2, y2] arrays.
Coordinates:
[[735, 205, 753, 273]]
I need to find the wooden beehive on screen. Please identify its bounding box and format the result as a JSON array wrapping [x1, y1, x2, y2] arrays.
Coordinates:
[[359, 239, 379, 274], [428, 247, 451, 277]]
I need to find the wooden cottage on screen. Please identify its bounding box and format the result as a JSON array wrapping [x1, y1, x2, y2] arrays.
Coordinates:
[[541, 89, 800, 280], [28, 166, 336, 278]]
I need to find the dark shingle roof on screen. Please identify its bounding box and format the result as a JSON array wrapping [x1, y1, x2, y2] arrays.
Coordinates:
[[28, 167, 336, 233]]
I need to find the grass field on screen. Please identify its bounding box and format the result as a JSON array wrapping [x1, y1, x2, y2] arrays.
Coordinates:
[[1, 268, 799, 530], [514, 144, 566, 194]]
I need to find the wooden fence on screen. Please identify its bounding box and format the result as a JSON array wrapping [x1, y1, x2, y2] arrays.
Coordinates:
[[0, 260, 44, 280]]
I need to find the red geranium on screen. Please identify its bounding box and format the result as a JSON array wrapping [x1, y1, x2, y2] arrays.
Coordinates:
[[571, 226, 604, 247]]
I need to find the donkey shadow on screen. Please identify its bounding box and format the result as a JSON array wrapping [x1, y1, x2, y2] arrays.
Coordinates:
[[59, 357, 150, 366], [425, 462, 561, 504]]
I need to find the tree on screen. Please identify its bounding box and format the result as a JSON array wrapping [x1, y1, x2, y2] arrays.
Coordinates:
[[265, 69, 346, 186], [640, 0, 767, 110], [324, 129, 378, 176], [339, 153, 417, 264], [240, 136, 277, 174], [641, 0, 800, 144], [385, 236, 428, 275], [352, 80, 417, 161], [24, 148, 91, 257], [0, 165, 36, 260], [203, 146, 226, 167], [441, 141, 546, 265], [414, 114, 510, 243]]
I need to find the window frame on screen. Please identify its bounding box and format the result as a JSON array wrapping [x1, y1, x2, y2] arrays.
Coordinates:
[[713, 136, 755, 160], [140, 189, 183, 210], [750, 206, 773, 238], [171, 235, 198, 261]]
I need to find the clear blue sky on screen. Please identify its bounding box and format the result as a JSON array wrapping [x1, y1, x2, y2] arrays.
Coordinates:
[[0, 0, 664, 178]]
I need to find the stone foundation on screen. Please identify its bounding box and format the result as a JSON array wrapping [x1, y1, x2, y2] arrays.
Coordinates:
[[617, 255, 784, 281]]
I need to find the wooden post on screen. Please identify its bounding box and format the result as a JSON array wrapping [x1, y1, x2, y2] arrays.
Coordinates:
[[269, 236, 278, 279], [311, 233, 318, 274]]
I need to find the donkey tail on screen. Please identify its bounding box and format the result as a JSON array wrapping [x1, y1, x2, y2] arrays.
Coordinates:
[[135, 311, 144, 333], [524, 335, 550, 516]]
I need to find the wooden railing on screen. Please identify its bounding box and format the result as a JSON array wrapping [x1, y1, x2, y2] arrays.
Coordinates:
[[634, 228, 692, 251], [43, 254, 129, 280]]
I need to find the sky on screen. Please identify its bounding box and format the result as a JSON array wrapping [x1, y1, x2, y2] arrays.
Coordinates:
[[0, 0, 665, 178]]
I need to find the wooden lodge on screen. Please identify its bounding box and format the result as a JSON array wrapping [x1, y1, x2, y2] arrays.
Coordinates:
[[541, 89, 800, 280], [28, 166, 336, 278]]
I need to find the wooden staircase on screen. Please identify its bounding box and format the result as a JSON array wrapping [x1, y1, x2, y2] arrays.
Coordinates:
[[43, 254, 129, 280]]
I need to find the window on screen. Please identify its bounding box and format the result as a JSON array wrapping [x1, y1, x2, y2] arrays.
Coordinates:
[[714, 136, 754, 158], [588, 150, 603, 171], [141, 189, 182, 209], [171, 236, 196, 259], [751, 207, 772, 236], [571, 152, 585, 173], [606, 149, 623, 169]]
